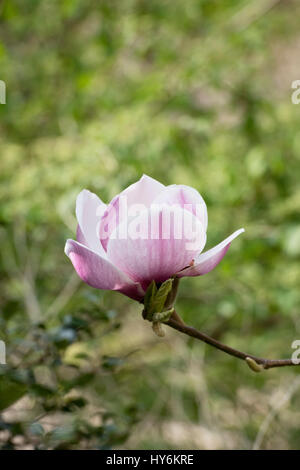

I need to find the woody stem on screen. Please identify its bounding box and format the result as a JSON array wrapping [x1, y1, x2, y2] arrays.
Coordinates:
[[164, 310, 299, 371]]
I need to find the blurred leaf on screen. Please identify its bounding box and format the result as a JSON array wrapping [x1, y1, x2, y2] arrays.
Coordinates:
[[0, 373, 27, 412]]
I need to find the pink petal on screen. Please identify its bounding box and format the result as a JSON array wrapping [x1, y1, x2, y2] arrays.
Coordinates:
[[76, 190, 107, 256], [122, 174, 165, 208], [176, 228, 244, 278], [65, 239, 145, 300], [107, 206, 206, 287], [152, 184, 208, 232], [76, 224, 86, 245], [99, 174, 165, 251]]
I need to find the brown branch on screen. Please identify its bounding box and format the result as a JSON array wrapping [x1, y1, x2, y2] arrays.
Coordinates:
[[163, 311, 300, 372]]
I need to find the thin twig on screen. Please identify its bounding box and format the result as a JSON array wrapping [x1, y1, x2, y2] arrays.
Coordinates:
[[163, 311, 300, 371]]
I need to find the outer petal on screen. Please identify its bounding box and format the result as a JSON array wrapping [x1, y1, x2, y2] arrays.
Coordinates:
[[176, 228, 244, 278], [107, 206, 206, 287], [99, 174, 165, 251], [65, 239, 145, 300], [76, 189, 107, 256], [152, 184, 208, 232]]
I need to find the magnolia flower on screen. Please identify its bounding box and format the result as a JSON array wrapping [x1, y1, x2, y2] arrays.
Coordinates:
[[65, 175, 244, 301]]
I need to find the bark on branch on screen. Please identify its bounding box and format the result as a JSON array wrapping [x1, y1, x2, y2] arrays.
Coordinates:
[[162, 311, 299, 372]]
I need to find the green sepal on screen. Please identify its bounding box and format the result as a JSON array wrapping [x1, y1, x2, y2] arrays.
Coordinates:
[[152, 279, 173, 314], [143, 279, 175, 322], [152, 307, 174, 323]]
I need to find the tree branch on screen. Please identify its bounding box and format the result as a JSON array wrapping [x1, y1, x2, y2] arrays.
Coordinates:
[[163, 311, 299, 371]]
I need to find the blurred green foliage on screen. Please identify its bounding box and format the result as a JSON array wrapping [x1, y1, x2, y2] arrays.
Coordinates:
[[1, 0, 300, 449]]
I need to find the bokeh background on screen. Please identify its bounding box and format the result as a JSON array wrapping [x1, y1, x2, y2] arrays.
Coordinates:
[[1, 0, 300, 450]]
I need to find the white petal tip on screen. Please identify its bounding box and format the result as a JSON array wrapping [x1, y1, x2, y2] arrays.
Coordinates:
[[76, 189, 97, 202], [64, 239, 72, 257]]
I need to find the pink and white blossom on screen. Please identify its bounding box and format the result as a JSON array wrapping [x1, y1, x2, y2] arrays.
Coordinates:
[[65, 175, 244, 300]]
